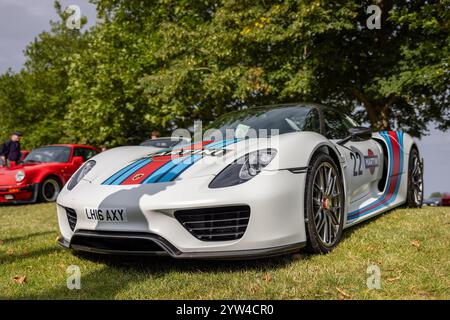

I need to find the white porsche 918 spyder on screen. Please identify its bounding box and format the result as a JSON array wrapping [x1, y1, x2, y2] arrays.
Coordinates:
[[57, 103, 424, 258]]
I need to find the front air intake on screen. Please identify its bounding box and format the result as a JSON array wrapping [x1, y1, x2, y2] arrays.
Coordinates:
[[65, 207, 77, 231], [174, 205, 251, 241], [69, 230, 180, 256]]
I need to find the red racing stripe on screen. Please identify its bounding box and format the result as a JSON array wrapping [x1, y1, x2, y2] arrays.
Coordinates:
[[120, 155, 173, 185]]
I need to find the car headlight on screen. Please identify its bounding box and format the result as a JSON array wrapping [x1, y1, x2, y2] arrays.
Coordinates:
[[67, 160, 96, 191], [15, 170, 25, 182], [209, 149, 277, 188]]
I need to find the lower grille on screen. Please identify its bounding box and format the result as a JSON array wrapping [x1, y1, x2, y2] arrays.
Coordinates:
[[71, 235, 164, 253], [174, 205, 251, 241], [70, 230, 178, 255], [65, 207, 77, 231]]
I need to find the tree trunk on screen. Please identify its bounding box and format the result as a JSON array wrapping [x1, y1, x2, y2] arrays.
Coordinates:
[[366, 104, 390, 131], [351, 88, 393, 131]]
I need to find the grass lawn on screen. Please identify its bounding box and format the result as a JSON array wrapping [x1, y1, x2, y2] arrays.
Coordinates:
[[0, 203, 449, 299]]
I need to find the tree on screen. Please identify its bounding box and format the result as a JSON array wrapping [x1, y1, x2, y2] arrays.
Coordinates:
[[0, 71, 30, 144], [64, 3, 158, 146], [429, 192, 443, 198], [65, 0, 223, 146], [21, 1, 89, 147], [135, 0, 449, 137]]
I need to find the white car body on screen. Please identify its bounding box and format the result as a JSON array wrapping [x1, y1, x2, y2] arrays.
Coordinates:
[[56, 104, 419, 259]]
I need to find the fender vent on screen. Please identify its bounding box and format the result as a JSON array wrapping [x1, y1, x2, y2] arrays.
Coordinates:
[[174, 205, 251, 241], [65, 207, 77, 231]]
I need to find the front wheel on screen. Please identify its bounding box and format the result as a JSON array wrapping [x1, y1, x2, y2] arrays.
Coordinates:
[[304, 153, 345, 254], [38, 177, 61, 202]]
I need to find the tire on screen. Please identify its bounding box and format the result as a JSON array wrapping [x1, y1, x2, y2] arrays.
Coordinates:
[[304, 153, 345, 254], [405, 148, 423, 208], [38, 176, 61, 202]]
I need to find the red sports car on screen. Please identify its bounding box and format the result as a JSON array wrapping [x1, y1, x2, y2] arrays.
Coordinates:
[[0, 144, 99, 204]]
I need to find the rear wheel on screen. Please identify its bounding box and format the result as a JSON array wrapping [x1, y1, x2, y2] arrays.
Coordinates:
[[304, 153, 345, 254], [406, 148, 423, 207], [38, 177, 61, 202]]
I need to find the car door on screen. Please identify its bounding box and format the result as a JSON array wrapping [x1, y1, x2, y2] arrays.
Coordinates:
[[322, 108, 383, 207]]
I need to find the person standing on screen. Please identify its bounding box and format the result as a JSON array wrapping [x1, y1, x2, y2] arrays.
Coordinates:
[[151, 130, 160, 140], [0, 131, 23, 167]]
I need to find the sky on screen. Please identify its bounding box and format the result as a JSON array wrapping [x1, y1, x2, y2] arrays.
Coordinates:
[[0, 0, 449, 196]]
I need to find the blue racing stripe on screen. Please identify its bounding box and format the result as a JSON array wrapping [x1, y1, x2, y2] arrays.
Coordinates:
[[142, 157, 186, 184], [205, 138, 239, 149], [110, 158, 152, 185], [158, 155, 202, 182], [157, 139, 239, 182], [102, 158, 148, 185], [141, 139, 241, 184], [165, 139, 240, 182]]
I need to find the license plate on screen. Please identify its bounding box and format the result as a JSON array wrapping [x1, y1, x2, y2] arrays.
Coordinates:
[[84, 207, 127, 222], [4, 195, 14, 200]]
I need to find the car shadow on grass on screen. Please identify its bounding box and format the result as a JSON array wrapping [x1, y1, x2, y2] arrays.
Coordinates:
[[71, 247, 310, 275], [23, 250, 310, 299]]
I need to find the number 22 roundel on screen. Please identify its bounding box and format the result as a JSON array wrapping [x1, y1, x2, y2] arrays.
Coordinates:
[[349, 147, 379, 176]]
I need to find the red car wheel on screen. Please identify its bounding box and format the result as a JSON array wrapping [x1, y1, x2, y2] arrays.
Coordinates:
[[38, 177, 61, 202]]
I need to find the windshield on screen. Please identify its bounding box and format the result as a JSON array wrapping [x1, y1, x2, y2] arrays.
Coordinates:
[[206, 105, 315, 139], [24, 146, 71, 163]]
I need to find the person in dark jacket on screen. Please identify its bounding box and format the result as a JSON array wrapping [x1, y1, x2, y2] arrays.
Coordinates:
[[0, 131, 22, 167]]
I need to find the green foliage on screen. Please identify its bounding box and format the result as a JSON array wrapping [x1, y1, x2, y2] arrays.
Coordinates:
[[0, 0, 449, 148], [0, 71, 28, 142], [70, 0, 450, 144], [429, 192, 443, 198]]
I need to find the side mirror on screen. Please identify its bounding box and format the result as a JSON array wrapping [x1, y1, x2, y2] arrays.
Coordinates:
[[72, 156, 84, 166], [349, 126, 372, 141], [337, 127, 372, 145]]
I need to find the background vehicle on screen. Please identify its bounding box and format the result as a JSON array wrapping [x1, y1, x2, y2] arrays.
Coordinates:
[[57, 103, 424, 258], [441, 194, 450, 206], [139, 137, 190, 150], [0, 151, 29, 167], [423, 197, 442, 206], [0, 144, 99, 204]]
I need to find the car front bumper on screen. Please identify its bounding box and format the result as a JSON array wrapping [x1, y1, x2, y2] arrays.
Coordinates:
[[56, 170, 308, 259], [57, 230, 305, 259], [0, 183, 38, 204]]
